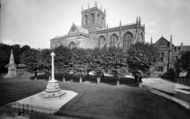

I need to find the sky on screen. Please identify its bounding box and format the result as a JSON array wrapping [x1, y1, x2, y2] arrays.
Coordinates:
[[1, 0, 190, 48]]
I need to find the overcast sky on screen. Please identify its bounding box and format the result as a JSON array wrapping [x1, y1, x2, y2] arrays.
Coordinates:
[[1, 0, 190, 48]]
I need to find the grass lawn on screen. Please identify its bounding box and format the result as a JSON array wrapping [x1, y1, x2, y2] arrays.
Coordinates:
[[0, 76, 190, 119]]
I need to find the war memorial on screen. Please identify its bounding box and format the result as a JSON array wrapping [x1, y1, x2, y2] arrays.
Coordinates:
[[4, 49, 17, 78], [7, 52, 78, 114]]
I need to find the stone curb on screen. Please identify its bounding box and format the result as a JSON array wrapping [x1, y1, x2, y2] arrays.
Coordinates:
[[150, 89, 190, 109]]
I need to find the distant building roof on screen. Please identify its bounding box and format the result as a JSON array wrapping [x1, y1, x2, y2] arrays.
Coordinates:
[[74, 24, 89, 34], [68, 23, 89, 35], [154, 36, 175, 47], [51, 24, 89, 41], [181, 46, 190, 52]]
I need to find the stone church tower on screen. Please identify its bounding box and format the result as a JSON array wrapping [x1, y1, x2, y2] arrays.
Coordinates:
[[81, 3, 106, 34]]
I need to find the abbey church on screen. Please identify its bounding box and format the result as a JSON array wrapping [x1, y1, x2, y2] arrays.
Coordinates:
[[50, 3, 145, 49]]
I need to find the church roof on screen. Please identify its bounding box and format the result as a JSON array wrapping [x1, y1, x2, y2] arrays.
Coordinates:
[[75, 25, 89, 34], [51, 23, 89, 41], [68, 23, 89, 35], [154, 36, 175, 47], [181, 46, 190, 52]]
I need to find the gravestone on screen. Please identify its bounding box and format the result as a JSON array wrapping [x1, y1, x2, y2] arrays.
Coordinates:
[[117, 80, 120, 86], [62, 76, 66, 83], [4, 49, 17, 78], [97, 77, 101, 85], [79, 77, 83, 83]]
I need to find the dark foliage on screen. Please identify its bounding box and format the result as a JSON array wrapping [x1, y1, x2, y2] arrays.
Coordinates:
[[1, 42, 159, 79], [20, 48, 40, 72], [175, 52, 190, 78], [161, 68, 176, 81], [127, 42, 159, 77], [0, 43, 31, 74]]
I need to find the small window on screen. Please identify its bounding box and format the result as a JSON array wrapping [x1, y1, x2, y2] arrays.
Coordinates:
[[155, 67, 163, 72], [85, 15, 88, 24], [102, 17, 104, 24], [91, 13, 95, 23], [159, 52, 164, 62]]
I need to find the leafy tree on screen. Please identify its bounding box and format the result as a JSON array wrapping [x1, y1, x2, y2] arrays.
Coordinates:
[[90, 48, 104, 77], [70, 48, 91, 78], [103, 47, 128, 78], [20, 49, 40, 72], [11, 44, 21, 64], [127, 42, 159, 77], [0, 43, 11, 73], [90, 47, 128, 79], [175, 52, 190, 78], [21, 45, 31, 53], [38, 49, 51, 73], [54, 46, 72, 75]]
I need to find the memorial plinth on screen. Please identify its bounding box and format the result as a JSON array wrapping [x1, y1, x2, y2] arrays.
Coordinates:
[[39, 80, 66, 99], [9, 90, 78, 113]]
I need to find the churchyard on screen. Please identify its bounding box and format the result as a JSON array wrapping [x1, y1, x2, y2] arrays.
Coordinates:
[[0, 44, 190, 119], [0, 72, 190, 119]]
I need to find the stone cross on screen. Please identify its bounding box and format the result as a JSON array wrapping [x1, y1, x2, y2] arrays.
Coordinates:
[[50, 52, 56, 81]]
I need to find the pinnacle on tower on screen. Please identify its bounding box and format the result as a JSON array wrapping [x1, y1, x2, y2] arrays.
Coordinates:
[[150, 37, 153, 45], [180, 42, 183, 47], [180, 42, 183, 51], [95, 1, 97, 7], [104, 9, 106, 15], [170, 35, 173, 45], [136, 17, 139, 24], [143, 24, 145, 29], [139, 16, 141, 25], [119, 20, 122, 26]]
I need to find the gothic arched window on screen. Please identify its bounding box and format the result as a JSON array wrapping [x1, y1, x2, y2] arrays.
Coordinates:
[[123, 32, 133, 49], [91, 13, 95, 23], [98, 36, 106, 48], [110, 34, 118, 47], [97, 14, 100, 24], [85, 14, 88, 24], [139, 33, 143, 42], [102, 17, 104, 25], [69, 42, 76, 49]]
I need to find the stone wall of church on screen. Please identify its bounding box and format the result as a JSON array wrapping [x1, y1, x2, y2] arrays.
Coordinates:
[[50, 37, 65, 49], [96, 24, 145, 48], [50, 35, 96, 49]]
